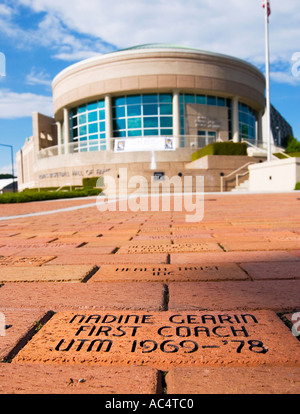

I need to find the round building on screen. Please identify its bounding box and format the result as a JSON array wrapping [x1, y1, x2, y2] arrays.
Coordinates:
[[18, 44, 288, 192]]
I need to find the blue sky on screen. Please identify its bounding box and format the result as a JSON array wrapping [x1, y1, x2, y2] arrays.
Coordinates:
[[0, 0, 299, 175]]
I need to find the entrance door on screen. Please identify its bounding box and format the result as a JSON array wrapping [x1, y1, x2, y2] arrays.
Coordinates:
[[198, 130, 217, 147]]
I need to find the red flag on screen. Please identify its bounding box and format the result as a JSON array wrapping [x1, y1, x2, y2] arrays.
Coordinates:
[[263, 0, 271, 17]]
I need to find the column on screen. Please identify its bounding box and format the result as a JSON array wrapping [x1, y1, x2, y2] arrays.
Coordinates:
[[172, 90, 181, 149], [256, 110, 263, 144], [105, 94, 113, 151], [63, 108, 70, 154], [232, 97, 239, 143], [56, 121, 63, 155]]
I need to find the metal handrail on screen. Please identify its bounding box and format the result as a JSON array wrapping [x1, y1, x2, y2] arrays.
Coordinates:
[[220, 162, 256, 192]]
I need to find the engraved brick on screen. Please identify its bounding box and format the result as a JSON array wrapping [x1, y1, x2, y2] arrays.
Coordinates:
[[117, 243, 222, 254], [0, 256, 56, 267], [13, 311, 300, 369], [89, 264, 248, 283]]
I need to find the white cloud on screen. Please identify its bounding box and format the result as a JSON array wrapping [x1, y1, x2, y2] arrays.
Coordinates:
[[0, 89, 53, 118], [26, 67, 52, 87], [5, 0, 300, 86]]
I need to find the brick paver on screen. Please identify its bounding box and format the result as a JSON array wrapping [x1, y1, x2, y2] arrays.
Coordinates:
[[0, 192, 299, 394]]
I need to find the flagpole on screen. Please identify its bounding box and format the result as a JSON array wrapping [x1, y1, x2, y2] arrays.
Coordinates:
[[264, 2, 272, 162]]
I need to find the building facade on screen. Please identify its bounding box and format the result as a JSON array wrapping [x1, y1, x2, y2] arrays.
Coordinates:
[[16, 44, 292, 192]]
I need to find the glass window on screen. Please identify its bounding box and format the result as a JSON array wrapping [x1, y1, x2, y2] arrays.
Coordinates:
[[79, 125, 87, 135], [160, 117, 173, 128], [196, 95, 206, 105], [160, 104, 173, 115], [143, 104, 158, 116], [127, 105, 142, 117], [78, 105, 86, 114], [98, 100, 105, 109], [185, 94, 195, 104], [128, 129, 142, 137], [113, 118, 126, 130], [88, 123, 98, 134], [127, 118, 141, 129], [87, 102, 98, 111], [144, 129, 159, 136], [144, 117, 158, 128], [127, 95, 142, 105], [161, 129, 173, 136], [99, 109, 105, 121], [79, 114, 86, 124], [143, 94, 158, 104], [113, 106, 125, 118], [159, 94, 172, 103], [99, 121, 106, 132], [113, 97, 125, 106], [88, 112, 98, 123], [207, 96, 216, 106]]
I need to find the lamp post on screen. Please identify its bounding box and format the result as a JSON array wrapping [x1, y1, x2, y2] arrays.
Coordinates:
[[0, 143, 16, 192]]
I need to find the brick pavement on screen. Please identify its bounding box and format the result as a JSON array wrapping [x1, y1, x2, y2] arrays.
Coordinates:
[[0, 193, 299, 394]]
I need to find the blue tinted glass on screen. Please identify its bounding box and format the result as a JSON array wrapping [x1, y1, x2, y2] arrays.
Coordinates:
[[98, 100, 105, 109], [160, 117, 173, 128], [79, 136, 87, 141], [113, 106, 125, 118], [217, 97, 226, 107], [89, 146, 98, 152], [79, 125, 87, 135], [72, 128, 78, 138], [180, 94, 184, 103], [161, 129, 173, 136], [87, 102, 98, 111], [196, 95, 206, 105], [100, 144, 107, 150], [160, 104, 172, 115], [79, 114, 86, 124], [89, 134, 98, 141], [71, 117, 77, 127], [99, 121, 106, 132], [88, 123, 98, 134], [99, 110, 105, 121], [208, 96, 216, 105], [113, 119, 126, 130], [127, 105, 142, 117], [143, 104, 158, 116], [185, 94, 195, 104], [115, 130, 126, 137], [144, 117, 158, 128], [88, 111, 98, 122], [78, 105, 86, 114], [70, 108, 77, 117], [127, 95, 142, 105], [100, 133, 106, 139], [127, 118, 142, 129], [143, 94, 158, 104], [128, 130, 142, 137], [159, 94, 172, 103], [113, 97, 126, 106], [144, 129, 158, 136]]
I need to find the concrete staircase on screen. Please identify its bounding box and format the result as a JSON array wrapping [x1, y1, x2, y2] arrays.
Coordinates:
[[231, 179, 249, 193]]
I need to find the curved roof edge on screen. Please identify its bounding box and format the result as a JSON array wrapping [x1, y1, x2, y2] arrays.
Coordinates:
[[52, 43, 264, 87]]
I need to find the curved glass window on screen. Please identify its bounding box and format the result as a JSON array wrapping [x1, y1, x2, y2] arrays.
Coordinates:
[[70, 99, 106, 152], [239, 103, 256, 141], [112, 94, 173, 138]]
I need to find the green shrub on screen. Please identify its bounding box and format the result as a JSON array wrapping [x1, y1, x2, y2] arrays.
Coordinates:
[[295, 183, 300, 191], [0, 188, 102, 204], [82, 177, 104, 188], [191, 142, 248, 161], [286, 136, 300, 153]]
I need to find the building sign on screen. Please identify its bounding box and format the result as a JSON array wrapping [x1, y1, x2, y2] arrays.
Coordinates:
[[195, 116, 221, 129], [114, 137, 175, 153]]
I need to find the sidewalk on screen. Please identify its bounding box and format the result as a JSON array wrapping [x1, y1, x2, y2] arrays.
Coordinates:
[[0, 192, 299, 394]]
